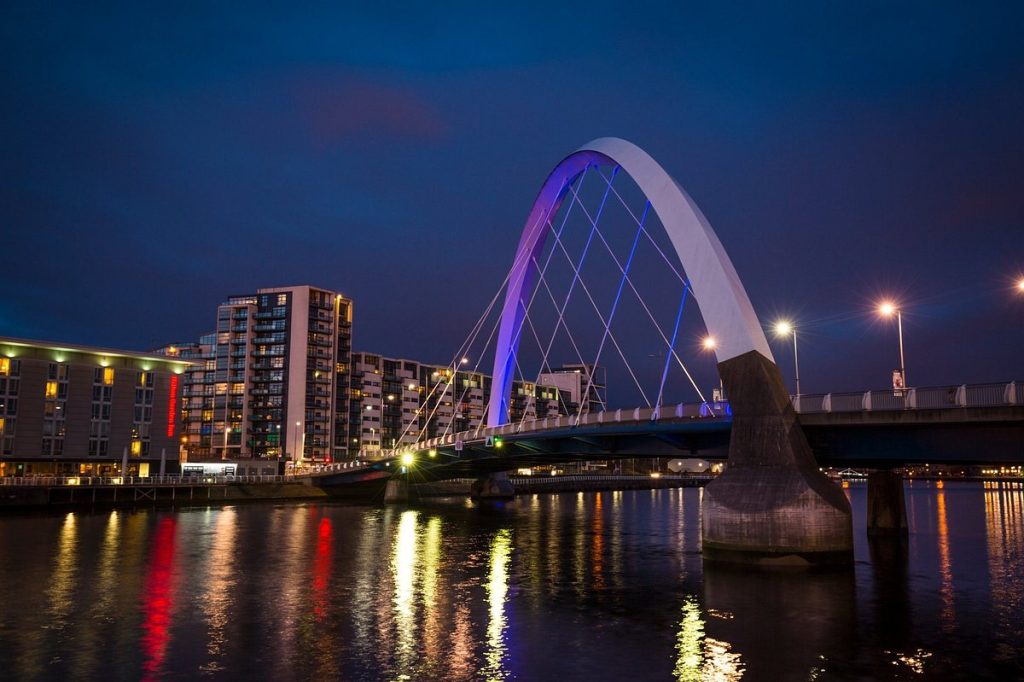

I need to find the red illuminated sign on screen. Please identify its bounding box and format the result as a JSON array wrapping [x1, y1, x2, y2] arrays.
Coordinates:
[[167, 375, 179, 437]]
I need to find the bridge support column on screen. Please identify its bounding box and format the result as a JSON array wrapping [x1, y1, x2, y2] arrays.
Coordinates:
[[702, 351, 853, 566], [384, 479, 412, 504], [866, 470, 908, 536], [470, 472, 515, 501]]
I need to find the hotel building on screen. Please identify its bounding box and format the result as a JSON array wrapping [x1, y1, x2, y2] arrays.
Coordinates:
[[0, 337, 192, 476]]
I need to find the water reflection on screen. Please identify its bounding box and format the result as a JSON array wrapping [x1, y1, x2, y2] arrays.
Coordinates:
[[201, 508, 237, 673], [4, 485, 1024, 680], [936, 485, 956, 631], [703, 562, 855, 680], [141, 515, 178, 682], [481, 528, 513, 682], [45, 512, 77, 629], [392, 509, 420, 678], [984, 482, 1024, 666]]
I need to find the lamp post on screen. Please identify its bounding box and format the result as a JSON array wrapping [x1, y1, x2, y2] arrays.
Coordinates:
[[772, 320, 800, 397], [701, 336, 724, 399], [878, 301, 906, 389], [1017, 278, 1024, 294], [293, 420, 302, 468]]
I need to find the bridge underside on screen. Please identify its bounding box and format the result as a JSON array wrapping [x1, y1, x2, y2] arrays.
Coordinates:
[[313, 406, 1024, 488]]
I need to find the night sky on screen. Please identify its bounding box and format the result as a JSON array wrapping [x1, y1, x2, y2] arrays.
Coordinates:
[[3, 3, 1023, 401]]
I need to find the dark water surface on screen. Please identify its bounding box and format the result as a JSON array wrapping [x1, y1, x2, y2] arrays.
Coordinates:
[[0, 481, 1022, 681]]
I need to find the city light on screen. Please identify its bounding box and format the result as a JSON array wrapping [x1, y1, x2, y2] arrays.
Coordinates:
[[771, 319, 801, 396], [460, 357, 470, 365], [877, 300, 907, 389], [1017, 278, 1024, 293], [701, 336, 716, 351], [878, 301, 897, 317], [400, 452, 414, 466]]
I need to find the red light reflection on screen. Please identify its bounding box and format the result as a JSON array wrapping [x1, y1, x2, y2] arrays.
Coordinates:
[[141, 516, 177, 681]]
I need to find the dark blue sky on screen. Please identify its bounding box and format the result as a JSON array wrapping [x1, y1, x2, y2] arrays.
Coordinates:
[[3, 2, 1023, 398]]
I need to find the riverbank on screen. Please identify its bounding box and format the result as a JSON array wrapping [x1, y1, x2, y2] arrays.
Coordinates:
[[0, 474, 713, 510]]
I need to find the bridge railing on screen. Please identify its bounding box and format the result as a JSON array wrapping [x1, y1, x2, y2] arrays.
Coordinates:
[[804, 380, 1020, 414], [408, 381, 1020, 452]]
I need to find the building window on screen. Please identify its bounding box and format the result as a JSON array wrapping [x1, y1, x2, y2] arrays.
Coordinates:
[[0, 358, 7, 376], [103, 367, 115, 385], [45, 381, 58, 399]]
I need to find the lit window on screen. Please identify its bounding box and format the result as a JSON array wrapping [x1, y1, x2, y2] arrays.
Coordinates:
[[131, 440, 142, 456], [0, 417, 4, 433], [103, 367, 115, 385], [138, 372, 148, 386], [277, 294, 287, 305], [0, 358, 8, 375], [45, 381, 58, 399]]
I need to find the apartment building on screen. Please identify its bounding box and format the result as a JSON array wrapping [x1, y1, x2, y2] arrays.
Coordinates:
[[349, 353, 593, 456], [165, 285, 353, 465]]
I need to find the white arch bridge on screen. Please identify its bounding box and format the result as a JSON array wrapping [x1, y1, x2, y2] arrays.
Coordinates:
[[315, 139, 1022, 566]]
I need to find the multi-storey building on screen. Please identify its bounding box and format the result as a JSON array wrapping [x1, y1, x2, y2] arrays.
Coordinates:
[[0, 336, 192, 476], [349, 353, 596, 456], [537, 363, 607, 416], [166, 285, 353, 465]]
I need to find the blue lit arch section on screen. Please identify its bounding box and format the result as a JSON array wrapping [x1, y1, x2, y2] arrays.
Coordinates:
[[487, 137, 772, 427]]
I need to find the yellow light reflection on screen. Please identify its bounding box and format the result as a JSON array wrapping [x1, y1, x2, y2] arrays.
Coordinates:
[[674, 595, 744, 681], [984, 481, 1024, 664], [421, 517, 443, 663], [675, 596, 704, 681], [392, 510, 420, 675], [201, 508, 237, 672], [592, 493, 605, 590], [481, 528, 513, 682], [936, 486, 955, 631], [46, 513, 78, 626]]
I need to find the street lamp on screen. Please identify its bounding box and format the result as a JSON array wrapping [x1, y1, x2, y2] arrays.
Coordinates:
[[772, 320, 800, 397], [700, 335, 724, 399], [294, 420, 302, 466], [878, 301, 907, 389], [1016, 278, 1024, 293]]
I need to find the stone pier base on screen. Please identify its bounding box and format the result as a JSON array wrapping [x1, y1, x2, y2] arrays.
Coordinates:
[[384, 479, 411, 504], [702, 350, 853, 566], [702, 465, 854, 566], [867, 470, 908, 536], [470, 472, 515, 501]]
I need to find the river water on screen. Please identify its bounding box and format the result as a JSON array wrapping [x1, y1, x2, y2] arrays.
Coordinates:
[[0, 481, 1022, 681]]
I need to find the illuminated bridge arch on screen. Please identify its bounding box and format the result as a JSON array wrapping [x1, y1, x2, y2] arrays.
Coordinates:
[[487, 137, 773, 427]]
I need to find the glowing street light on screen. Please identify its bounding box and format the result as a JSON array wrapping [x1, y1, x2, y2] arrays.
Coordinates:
[[460, 357, 470, 365], [700, 335, 724, 398], [878, 300, 907, 390], [1017, 278, 1024, 293], [772, 320, 801, 397]]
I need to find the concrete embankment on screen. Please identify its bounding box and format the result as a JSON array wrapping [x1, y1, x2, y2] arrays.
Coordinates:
[[0, 481, 331, 510]]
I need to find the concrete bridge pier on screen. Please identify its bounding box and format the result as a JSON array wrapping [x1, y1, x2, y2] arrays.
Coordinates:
[[470, 472, 515, 501], [384, 478, 412, 504], [866, 470, 908, 536], [702, 351, 854, 566]]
